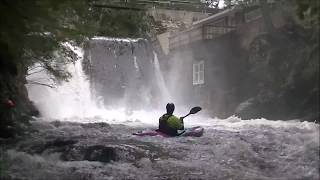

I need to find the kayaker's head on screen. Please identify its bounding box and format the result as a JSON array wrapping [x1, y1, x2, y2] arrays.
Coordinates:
[[166, 103, 175, 115]]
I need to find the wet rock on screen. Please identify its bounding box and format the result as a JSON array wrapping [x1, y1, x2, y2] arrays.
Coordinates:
[[235, 98, 260, 119], [84, 145, 117, 162], [21, 138, 78, 155], [46, 138, 78, 148], [30, 121, 56, 131], [50, 121, 63, 128], [60, 145, 117, 163]]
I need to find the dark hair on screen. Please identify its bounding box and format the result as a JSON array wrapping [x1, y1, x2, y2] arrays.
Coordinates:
[[166, 103, 175, 115]]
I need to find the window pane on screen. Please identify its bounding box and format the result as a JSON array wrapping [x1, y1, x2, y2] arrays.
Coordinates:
[[200, 62, 204, 71], [194, 73, 198, 84], [199, 71, 204, 82], [193, 64, 197, 84]]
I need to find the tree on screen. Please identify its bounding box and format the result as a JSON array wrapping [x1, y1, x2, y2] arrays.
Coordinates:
[[0, 0, 152, 137]]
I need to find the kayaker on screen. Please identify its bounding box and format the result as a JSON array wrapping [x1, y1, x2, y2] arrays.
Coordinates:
[[158, 103, 184, 136]]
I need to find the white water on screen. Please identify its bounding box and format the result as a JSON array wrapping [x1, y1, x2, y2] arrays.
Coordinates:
[[153, 51, 172, 104], [4, 116, 319, 180], [133, 56, 139, 71]]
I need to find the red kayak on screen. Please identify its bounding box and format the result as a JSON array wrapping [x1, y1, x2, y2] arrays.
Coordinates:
[[133, 126, 204, 137]]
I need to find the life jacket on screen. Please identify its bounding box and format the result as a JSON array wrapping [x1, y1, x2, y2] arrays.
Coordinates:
[[158, 114, 178, 136]]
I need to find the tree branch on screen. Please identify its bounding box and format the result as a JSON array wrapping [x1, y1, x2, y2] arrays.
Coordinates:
[[27, 68, 46, 76], [27, 80, 56, 88]]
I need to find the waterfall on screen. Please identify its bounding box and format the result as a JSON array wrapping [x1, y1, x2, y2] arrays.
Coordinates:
[[25, 39, 167, 124], [133, 56, 139, 72], [26, 43, 104, 119], [153, 51, 172, 104]]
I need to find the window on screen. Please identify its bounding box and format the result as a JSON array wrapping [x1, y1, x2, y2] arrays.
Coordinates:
[[204, 17, 231, 39], [205, 26, 228, 39], [193, 60, 204, 85]]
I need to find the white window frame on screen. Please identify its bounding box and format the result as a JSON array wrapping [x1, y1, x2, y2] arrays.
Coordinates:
[[193, 60, 205, 85]]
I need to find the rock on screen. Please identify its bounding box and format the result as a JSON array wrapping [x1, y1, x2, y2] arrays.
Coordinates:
[[60, 145, 117, 163], [235, 98, 255, 114], [235, 98, 261, 119], [46, 138, 78, 148], [84, 145, 117, 163]]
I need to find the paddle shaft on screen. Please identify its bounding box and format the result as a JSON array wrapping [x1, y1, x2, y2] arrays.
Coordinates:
[[181, 113, 191, 119], [181, 106, 202, 119]]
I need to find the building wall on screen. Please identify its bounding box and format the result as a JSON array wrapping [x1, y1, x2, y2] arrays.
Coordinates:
[[157, 32, 171, 55], [147, 8, 210, 28], [166, 32, 247, 117], [189, 34, 248, 117]]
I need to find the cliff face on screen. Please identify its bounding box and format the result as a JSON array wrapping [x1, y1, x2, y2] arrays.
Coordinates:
[[0, 43, 39, 138], [235, 25, 319, 121]]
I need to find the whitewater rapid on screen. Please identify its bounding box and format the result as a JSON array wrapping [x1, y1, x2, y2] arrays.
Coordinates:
[[2, 116, 319, 180]]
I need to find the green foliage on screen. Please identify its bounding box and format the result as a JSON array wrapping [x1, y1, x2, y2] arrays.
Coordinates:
[[296, 0, 320, 28], [96, 9, 151, 38]]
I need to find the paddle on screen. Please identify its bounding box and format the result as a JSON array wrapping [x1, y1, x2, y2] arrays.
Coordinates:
[[181, 106, 202, 119]]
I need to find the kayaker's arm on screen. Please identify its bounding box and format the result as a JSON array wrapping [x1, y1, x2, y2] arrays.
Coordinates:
[[179, 117, 184, 130]]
